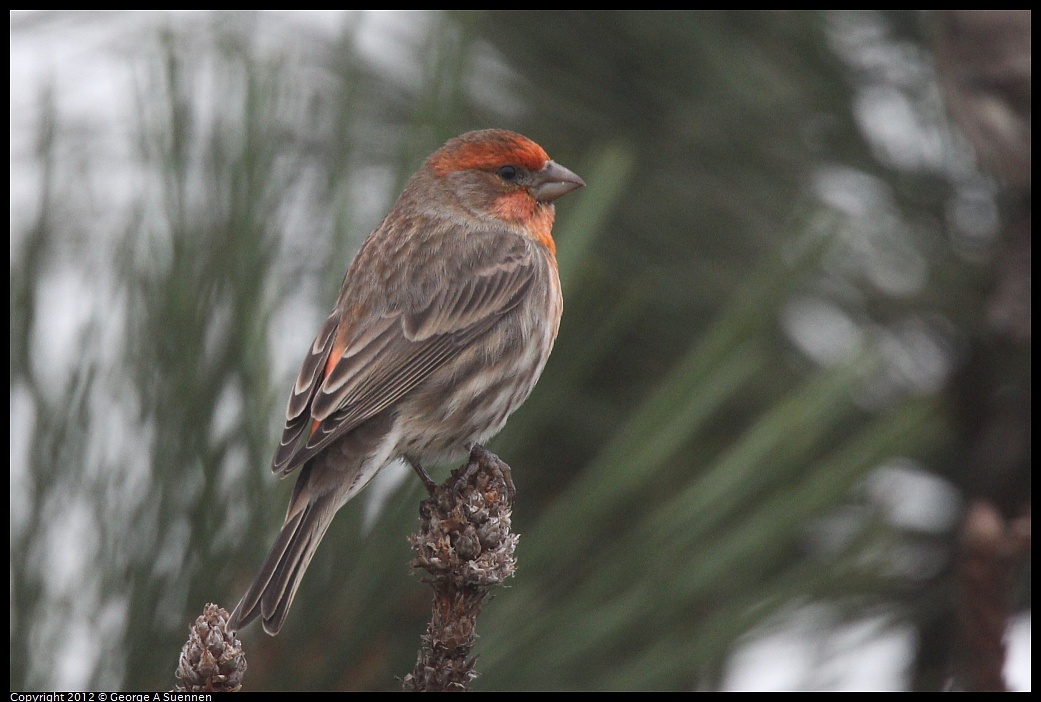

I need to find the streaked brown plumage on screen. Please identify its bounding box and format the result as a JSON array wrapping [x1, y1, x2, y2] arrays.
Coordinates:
[[228, 130, 584, 635]]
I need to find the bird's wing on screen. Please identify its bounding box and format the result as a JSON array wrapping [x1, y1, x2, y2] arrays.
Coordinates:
[[272, 232, 537, 477]]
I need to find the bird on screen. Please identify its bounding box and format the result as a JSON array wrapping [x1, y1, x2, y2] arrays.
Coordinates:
[[228, 129, 584, 635]]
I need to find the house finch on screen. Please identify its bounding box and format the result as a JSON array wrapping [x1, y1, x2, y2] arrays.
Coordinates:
[[228, 129, 584, 635]]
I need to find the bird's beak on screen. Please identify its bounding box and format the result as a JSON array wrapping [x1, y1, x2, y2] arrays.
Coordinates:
[[531, 160, 586, 203]]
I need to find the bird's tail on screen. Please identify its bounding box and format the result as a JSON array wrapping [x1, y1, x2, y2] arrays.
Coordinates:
[[228, 467, 336, 636]]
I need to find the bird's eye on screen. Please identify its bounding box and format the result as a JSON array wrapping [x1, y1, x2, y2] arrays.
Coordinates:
[[497, 165, 518, 181]]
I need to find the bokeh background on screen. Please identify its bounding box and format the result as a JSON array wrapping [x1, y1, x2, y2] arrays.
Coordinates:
[[10, 10, 1030, 691]]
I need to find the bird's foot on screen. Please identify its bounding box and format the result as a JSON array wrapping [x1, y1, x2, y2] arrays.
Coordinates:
[[410, 460, 439, 495], [461, 444, 516, 499]]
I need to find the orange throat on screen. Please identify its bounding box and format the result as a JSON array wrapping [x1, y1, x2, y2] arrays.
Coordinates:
[[492, 193, 557, 255]]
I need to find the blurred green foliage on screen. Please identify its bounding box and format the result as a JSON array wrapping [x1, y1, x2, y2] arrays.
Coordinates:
[[9, 10, 1024, 691]]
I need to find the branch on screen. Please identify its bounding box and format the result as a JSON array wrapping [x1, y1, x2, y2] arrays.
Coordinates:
[[178, 447, 517, 691], [403, 444, 519, 692]]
